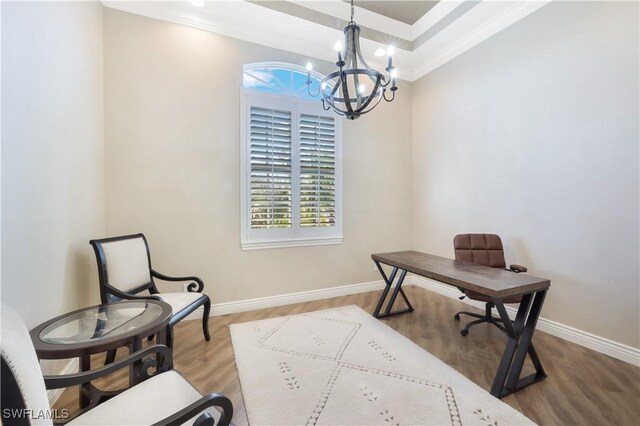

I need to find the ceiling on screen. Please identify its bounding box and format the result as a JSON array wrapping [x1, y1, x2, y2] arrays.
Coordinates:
[[101, 0, 551, 82], [353, 1, 439, 25]]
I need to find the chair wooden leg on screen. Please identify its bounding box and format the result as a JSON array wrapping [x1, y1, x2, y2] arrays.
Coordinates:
[[202, 297, 211, 341], [166, 325, 173, 349], [104, 349, 117, 366]]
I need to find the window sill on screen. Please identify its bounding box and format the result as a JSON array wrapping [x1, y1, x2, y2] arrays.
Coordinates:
[[241, 236, 343, 251]]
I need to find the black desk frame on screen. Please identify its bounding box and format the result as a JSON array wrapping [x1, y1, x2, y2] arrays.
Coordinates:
[[372, 261, 547, 399], [491, 290, 547, 398], [372, 260, 414, 318]]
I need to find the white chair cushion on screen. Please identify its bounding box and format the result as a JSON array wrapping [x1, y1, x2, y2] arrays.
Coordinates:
[[68, 370, 221, 425], [156, 292, 205, 314], [0, 304, 53, 426], [101, 237, 152, 293]]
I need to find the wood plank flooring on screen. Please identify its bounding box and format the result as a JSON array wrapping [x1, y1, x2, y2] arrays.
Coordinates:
[[53, 286, 640, 425]]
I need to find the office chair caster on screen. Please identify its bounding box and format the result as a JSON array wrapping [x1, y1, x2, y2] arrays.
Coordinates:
[[460, 329, 469, 336], [454, 313, 460, 321]]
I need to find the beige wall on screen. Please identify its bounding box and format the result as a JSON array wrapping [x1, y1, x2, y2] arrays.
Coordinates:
[[1, 1, 636, 360], [103, 9, 413, 302], [411, 1, 639, 348], [1, 1, 105, 329]]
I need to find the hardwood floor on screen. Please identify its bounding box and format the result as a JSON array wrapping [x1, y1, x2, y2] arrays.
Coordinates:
[[54, 286, 640, 425]]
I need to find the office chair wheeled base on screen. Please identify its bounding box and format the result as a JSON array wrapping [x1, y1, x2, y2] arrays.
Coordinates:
[[454, 302, 506, 336]]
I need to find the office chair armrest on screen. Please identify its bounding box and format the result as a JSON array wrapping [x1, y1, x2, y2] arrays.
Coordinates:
[[43, 345, 173, 389], [509, 264, 528, 273], [151, 270, 204, 293], [152, 393, 233, 426]]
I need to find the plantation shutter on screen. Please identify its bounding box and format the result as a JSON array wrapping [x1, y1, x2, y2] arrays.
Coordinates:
[[299, 113, 336, 228], [249, 106, 293, 229]]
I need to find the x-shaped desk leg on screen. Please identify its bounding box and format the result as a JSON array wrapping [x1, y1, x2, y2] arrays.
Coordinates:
[[491, 290, 548, 398], [372, 261, 414, 318]]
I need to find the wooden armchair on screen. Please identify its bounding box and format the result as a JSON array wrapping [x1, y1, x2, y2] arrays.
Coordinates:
[[90, 234, 211, 356], [0, 303, 232, 426]]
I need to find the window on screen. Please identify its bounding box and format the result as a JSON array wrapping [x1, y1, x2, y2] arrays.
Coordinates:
[[240, 63, 343, 250], [243, 63, 323, 100]]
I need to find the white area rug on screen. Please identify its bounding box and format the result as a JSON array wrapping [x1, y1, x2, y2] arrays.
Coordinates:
[[230, 305, 535, 426]]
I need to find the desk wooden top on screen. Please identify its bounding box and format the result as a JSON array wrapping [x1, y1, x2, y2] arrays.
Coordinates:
[[371, 250, 550, 299]]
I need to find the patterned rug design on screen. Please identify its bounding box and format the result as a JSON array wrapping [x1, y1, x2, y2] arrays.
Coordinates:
[[230, 305, 535, 425]]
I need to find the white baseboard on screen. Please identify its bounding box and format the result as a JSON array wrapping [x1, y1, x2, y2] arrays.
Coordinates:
[[410, 275, 640, 367], [49, 276, 635, 408], [47, 358, 79, 405], [185, 280, 386, 320]]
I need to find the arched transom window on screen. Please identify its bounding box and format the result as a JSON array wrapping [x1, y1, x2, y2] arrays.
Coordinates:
[[243, 62, 327, 100]]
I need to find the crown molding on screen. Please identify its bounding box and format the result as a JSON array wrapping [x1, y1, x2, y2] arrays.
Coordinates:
[[408, 0, 551, 80], [101, 1, 552, 82], [411, 1, 466, 40]]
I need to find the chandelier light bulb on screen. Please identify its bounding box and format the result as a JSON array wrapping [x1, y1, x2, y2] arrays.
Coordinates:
[[306, 62, 313, 71], [390, 69, 398, 78], [302, 0, 398, 119]]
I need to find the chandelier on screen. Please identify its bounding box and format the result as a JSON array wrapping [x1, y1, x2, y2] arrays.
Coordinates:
[[305, 0, 398, 120]]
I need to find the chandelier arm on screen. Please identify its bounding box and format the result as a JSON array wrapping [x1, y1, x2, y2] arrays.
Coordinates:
[[306, 83, 322, 97], [382, 89, 395, 102], [321, 99, 331, 111]]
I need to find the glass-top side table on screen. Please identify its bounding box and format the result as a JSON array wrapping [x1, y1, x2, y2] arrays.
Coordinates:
[[30, 300, 172, 409], [39, 301, 164, 344]]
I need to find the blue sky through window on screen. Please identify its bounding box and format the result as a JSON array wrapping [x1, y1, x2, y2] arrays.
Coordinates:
[[243, 64, 326, 100]]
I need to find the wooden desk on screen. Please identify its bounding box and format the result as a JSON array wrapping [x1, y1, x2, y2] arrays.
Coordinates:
[[371, 250, 550, 398]]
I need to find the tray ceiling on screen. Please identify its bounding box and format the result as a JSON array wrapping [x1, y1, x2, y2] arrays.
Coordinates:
[[101, 0, 550, 82], [354, 1, 439, 25]]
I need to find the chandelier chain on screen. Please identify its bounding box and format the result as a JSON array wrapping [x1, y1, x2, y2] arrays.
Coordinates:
[[350, 0, 355, 23]]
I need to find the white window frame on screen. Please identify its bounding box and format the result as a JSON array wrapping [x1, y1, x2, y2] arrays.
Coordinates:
[[240, 89, 343, 250]]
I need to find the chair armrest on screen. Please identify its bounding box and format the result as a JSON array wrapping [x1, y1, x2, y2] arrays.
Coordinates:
[[152, 393, 233, 426], [43, 345, 173, 389], [106, 285, 163, 301], [509, 264, 528, 273], [151, 270, 204, 293]]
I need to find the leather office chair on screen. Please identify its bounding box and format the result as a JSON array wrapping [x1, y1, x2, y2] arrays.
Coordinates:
[[453, 233, 527, 336]]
